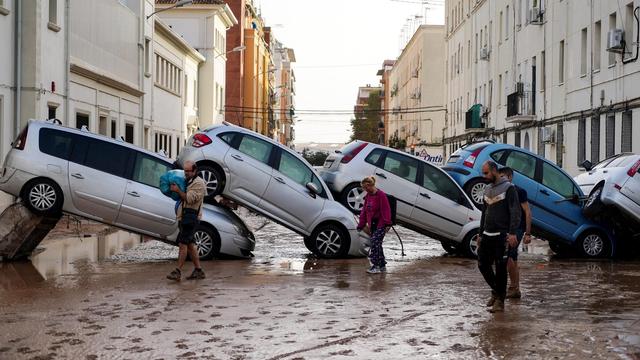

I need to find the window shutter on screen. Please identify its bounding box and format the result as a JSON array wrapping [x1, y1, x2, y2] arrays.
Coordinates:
[[591, 116, 600, 163], [622, 111, 632, 152]]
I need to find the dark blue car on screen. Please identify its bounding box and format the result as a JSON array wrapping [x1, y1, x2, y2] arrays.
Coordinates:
[[443, 141, 615, 258]]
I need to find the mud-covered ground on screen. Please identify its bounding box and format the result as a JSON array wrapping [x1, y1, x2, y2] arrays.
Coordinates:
[[1, 214, 640, 359]]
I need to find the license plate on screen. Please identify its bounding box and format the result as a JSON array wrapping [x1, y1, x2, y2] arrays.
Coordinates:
[[323, 160, 334, 168]]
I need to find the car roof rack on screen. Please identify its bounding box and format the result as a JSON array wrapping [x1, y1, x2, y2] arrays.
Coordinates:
[[45, 118, 63, 125]]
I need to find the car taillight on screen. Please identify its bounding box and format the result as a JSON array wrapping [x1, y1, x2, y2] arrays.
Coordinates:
[[463, 146, 486, 168], [12, 127, 28, 150], [192, 133, 212, 148], [340, 143, 368, 164], [628, 159, 640, 177]]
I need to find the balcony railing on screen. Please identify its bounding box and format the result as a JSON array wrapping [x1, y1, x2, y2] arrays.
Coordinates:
[[506, 91, 536, 123]]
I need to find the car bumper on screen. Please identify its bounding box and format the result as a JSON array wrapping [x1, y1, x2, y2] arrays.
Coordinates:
[[0, 168, 34, 197], [602, 188, 640, 224], [317, 169, 354, 194], [218, 228, 255, 258]]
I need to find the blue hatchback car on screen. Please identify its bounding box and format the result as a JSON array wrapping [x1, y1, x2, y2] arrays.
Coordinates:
[[443, 141, 615, 258]]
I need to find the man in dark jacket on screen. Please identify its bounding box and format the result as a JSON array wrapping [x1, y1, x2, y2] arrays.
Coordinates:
[[478, 160, 521, 313]]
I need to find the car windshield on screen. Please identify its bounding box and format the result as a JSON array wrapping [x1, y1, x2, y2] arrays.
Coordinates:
[[604, 154, 638, 168]]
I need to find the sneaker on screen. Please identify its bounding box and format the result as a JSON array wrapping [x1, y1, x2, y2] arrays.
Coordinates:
[[166, 268, 181, 281], [366, 266, 381, 274], [488, 299, 505, 313], [506, 288, 522, 299], [187, 268, 206, 280], [486, 295, 497, 307]]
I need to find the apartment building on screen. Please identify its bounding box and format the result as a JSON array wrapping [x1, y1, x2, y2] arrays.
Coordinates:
[[445, 0, 640, 176], [271, 38, 296, 147]]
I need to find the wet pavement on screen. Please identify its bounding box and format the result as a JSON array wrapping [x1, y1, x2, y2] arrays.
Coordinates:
[[1, 214, 640, 359]]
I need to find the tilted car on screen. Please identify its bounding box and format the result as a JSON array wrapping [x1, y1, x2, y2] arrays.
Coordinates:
[[574, 153, 640, 228], [175, 122, 368, 259], [318, 141, 482, 257], [0, 120, 255, 260], [443, 141, 616, 258]]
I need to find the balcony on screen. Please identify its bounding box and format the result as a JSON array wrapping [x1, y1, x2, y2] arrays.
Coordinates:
[[506, 90, 536, 123], [465, 104, 486, 133]]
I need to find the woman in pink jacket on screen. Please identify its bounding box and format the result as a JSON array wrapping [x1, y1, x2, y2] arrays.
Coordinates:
[[357, 176, 392, 274]]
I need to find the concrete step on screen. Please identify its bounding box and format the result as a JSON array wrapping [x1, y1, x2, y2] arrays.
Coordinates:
[[0, 203, 61, 261]]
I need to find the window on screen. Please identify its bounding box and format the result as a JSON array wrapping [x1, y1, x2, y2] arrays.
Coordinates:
[[48, 104, 57, 120], [556, 124, 564, 167], [76, 113, 89, 130], [541, 162, 576, 198], [505, 5, 510, 40], [626, 3, 635, 60], [505, 151, 536, 179], [606, 154, 637, 168], [218, 132, 237, 146], [541, 50, 546, 90], [39, 129, 73, 160], [609, 13, 617, 66], [559, 40, 565, 84], [154, 53, 182, 95], [475, 33, 478, 62], [111, 119, 117, 139], [144, 38, 151, 75], [421, 164, 462, 201], [381, 152, 419, 183], [365, 149, 383, 166], [125, 123, 134, 144], [498, 74, 503, 105], [581, 28, 588, 76], [490, 150, 508, 164], [499, 11, 503, 42], [594, 21, 602, 70], [84, 139, 131, 177], [238, 135, 272, 164], [538, 127, 546, 157], [277, 150, 317, 188], [49, 0, 57, 25], [578, 118, 586, 165], [606, 113, 615, 158], [184, 75, 188, 106], [514, 130, 521, 147], [155, 132, 169, 154], [132, 153, 172, 188], [591, 115, 601, 163], [99, 116, 107, 136], [622, 111, 633, 152]]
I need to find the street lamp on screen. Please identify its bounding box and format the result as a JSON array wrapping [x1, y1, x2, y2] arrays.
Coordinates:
[[215, 45, 246, 58], [147, 0, 193, 19]]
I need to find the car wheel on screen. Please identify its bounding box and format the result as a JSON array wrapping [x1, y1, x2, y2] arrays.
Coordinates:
[[577, 230, 611, 258], [193, 225, 221, 260], [198, 165, 224, 196], [440, 241, 458, 254], [583, 183, 604, 218], [309, 224, 350, 259], [462, 229, 479, 258], [22, 179, 63, 216], [341, 183, 365, 214], [549, 241, 572, 257], [465, 179, 487, 209]]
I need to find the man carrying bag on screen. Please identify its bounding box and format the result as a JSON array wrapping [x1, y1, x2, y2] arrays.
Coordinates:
[[167, 161, 207, 281]]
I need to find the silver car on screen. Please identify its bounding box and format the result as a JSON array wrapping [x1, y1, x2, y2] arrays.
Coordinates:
[[0, 120, 255, 259], [575, 153, 640, 227], [318, 141, 482, 256], [176, 123, 368, 259]]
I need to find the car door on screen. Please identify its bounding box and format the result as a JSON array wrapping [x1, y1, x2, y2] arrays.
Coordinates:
[[259, 149, 326, 234], [116, 152, 177, 238], [413, 163, 472, 238], [67, 137, 131, 223], [620, 157, 640, 208], [536, 161, 583, 239], [373, 151, 420, 225], [500, 150, 541, 224], [223, 133, 274, 206]]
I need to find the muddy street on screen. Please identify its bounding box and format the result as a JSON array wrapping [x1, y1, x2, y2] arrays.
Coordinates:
[[1, 219, 640, 359]]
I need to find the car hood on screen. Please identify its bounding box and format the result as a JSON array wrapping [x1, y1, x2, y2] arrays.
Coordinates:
[[202, 203, 254, 239]]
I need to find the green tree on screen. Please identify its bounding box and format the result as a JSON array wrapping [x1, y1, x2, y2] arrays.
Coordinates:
[[350, 91, 381, 142], [301, 148, 329, 166]]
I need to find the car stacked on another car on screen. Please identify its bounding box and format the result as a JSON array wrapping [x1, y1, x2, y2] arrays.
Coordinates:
[[0, 120, 255, 260], [443, 141, 616, 258], [318, 141, 482, 257], [575, 153, 640, 230], [176, 122, 368, 259]]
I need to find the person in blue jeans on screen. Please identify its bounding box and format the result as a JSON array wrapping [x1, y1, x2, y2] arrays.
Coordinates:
[[357, 176, 392, 274], [499, 167, 532, 299]]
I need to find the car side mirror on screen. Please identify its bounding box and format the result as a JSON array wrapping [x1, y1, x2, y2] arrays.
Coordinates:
[[572, 194, 581, 203], [581, 160, 593, 171], [306, 182, 320, 196]]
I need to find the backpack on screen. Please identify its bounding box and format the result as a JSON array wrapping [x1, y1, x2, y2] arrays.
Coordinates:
[[386, 194, 397, 226]]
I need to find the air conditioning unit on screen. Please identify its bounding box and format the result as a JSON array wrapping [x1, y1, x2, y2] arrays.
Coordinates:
[[607, 29, 625, 53], [529, 7, 543, 25], [541, 127, 555, 143], [479, 47, 490, 60], [516, 82, 525, 95]]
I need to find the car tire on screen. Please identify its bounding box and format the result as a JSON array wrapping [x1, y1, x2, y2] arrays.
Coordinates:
[[308, 224, 350, 259], [193, 224, 221, 260], [440, 241, 458, 254], [198, 165, 224, 197], [340, 183, 365, 214], [577, 230, 612, 258], [583, 183, 604, 218], [549, 241, 572, 257], [22, 179, 63, 216], [462, 229, 479, 258], [464, 179, 488, 209]]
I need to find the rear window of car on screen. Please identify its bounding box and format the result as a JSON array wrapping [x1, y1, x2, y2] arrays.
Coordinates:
[[462, 142, 492, 152], [39, 128, 74, 160], [605, 155, 638, 168], [365, 149, 384, 165], [339, 141, 364, 155]]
